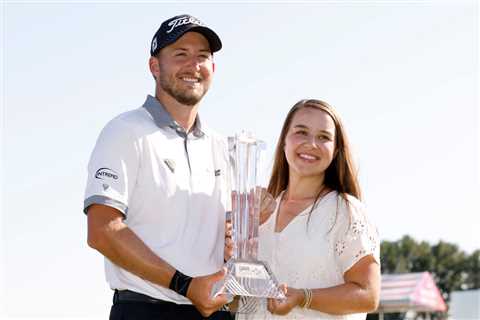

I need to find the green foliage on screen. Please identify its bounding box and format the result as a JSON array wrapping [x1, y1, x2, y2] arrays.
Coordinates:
[[374, 237, 478, 320], [380, 236, 479, 301], [464, 250, 480, 289], [430, 241, 467, 300]]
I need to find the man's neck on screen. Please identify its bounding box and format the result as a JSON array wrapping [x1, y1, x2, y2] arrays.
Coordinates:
[[155, 93, 199, 133]]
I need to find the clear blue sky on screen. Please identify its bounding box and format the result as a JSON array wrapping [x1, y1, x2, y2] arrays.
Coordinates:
[[1, 1, 478, 318]]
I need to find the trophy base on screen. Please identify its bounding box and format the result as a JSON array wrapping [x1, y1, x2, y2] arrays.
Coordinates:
[[213, 259, 285, 299]]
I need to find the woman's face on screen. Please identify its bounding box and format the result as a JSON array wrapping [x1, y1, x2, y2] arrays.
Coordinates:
[[284, 107, 336, 181]]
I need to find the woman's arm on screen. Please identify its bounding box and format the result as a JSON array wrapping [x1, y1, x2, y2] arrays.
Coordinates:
[[309, 254, 380, 314], [268, 254, 380, 316]]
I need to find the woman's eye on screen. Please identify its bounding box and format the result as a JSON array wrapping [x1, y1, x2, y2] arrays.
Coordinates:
[[318, 135, 331, 141], [295, 131, 308, 136]]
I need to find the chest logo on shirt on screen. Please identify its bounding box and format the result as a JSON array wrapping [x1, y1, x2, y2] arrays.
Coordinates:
[[95, 168, 118, 180], [214, 169, 221, 176]]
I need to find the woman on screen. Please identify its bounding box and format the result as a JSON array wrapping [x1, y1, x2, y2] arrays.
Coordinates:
[[240, 99, 380, 319]]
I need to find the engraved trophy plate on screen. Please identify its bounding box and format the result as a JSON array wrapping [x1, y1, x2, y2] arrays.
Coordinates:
[[212, 132, 285, 313]]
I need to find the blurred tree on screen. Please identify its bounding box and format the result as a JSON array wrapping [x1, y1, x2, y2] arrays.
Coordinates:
[[373, 236, 478, 320], [464, 249, 480, 289], [430, 241, 466, 301]]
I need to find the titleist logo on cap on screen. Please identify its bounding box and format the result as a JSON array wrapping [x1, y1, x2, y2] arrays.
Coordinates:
[[166, 16, 204, 33], [150, 14, 222, 56]]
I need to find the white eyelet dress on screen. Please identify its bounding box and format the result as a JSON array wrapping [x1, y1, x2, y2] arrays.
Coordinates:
[[237, 191, 380, 320]]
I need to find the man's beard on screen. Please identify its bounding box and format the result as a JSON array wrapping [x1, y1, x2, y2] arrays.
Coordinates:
[[159, 72, 208, 106]]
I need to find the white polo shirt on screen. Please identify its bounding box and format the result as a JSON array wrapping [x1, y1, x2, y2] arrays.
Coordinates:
[[84, 95, 229, 304]]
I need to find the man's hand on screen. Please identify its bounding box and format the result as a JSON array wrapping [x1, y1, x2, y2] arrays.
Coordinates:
[[259, 188, 276, 225], [187, 268, 229, 317], [224, 221, 234, 262]]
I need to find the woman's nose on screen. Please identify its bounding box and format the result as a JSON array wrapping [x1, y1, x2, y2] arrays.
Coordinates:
[[305, 135, 319, 148]]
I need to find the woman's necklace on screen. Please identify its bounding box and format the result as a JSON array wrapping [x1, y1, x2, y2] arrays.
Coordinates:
[[276, 186, 331, 232], [283, 185, 326, 203], [279, 185, 326, 219]]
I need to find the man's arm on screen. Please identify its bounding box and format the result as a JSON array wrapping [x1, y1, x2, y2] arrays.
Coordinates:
[[87, 204, 228, 317], [87, 204, 175, 285]]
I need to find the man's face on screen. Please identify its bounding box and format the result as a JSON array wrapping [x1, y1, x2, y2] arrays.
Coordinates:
[[154, 32, 214, 106]]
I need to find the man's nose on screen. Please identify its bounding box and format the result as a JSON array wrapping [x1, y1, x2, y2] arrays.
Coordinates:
[[186, 57, 201, 70]]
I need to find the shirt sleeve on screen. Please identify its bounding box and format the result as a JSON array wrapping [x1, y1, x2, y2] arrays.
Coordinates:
[[333, 196, 380, 274], [83, 117, 140, 218]]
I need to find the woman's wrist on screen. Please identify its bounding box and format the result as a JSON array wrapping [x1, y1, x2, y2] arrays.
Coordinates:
[[298, 288, 313, 309], [289, 288, 304, 308]]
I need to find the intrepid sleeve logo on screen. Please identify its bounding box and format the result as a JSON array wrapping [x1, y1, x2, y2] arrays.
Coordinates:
[[166, 16, 204, 33], [95, 168, 119, 180]]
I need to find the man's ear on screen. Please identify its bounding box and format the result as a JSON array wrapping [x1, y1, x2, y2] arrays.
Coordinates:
[[149, 56, 160, 79]]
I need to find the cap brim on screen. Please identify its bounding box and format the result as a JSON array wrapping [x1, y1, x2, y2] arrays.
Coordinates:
[[187, 26, 222, 52]]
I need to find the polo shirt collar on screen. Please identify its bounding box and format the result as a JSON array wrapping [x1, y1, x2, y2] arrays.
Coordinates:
[[142, 95, 205, 138]]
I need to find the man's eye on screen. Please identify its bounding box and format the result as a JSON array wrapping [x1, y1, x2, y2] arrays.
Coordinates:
[[175, 52, 187, 57], [198, 55, 212, 62]]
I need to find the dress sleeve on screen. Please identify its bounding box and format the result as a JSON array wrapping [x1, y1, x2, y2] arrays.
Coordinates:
[[333, 196, 380, 274], [83, 118, 140, 218]]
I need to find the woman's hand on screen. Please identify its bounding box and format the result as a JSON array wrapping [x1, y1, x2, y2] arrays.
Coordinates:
[[267, 285, 304, 316]]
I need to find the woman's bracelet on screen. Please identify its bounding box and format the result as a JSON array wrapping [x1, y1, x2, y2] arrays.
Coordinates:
[[300, 288, 313, 309]]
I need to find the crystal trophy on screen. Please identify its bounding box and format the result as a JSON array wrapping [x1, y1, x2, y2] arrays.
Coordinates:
[[212, 131, 285, 313]]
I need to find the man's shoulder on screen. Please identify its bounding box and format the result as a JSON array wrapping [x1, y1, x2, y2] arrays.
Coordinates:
[[111, 106, 150, 125], [103, 107, 152, 135]]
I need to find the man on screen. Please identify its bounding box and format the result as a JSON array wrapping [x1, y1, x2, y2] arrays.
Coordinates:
[[84, 14, 232, 319]]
